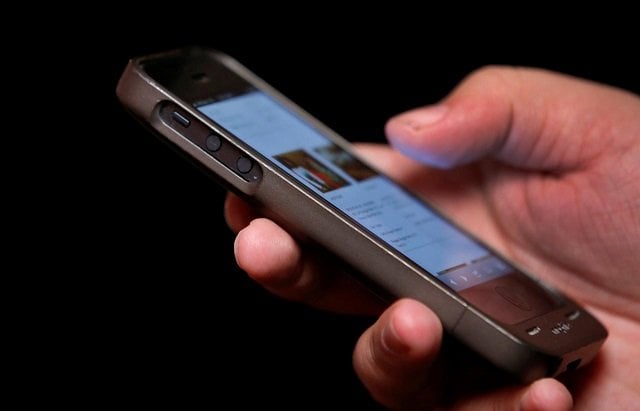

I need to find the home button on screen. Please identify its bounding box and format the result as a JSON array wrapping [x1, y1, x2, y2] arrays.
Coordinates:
[[495, 286, 533, 311]]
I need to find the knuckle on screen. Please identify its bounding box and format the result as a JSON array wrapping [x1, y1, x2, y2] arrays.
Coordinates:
[[463, 65, 526, 97]]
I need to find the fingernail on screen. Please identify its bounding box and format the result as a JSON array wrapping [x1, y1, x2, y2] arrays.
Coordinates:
[[381, 317, 410, 355], [400, 105, 448, 132]]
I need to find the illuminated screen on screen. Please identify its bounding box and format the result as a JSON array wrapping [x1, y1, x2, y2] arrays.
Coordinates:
[[198, 90, 511, 291]]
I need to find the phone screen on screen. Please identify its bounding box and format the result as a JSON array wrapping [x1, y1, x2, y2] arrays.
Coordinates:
[[196, 89, 508, 292], [187, 78, 565, 326]]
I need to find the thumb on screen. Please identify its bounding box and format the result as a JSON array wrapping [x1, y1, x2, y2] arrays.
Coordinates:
[[386, 66, 638, 171]]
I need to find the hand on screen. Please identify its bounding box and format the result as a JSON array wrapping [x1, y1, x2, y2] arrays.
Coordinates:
[[226, 67, 640, 410]]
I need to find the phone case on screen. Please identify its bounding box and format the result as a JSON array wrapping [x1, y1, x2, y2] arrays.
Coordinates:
[[117, 48, 607, 381]]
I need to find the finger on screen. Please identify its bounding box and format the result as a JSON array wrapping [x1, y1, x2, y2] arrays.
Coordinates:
[[235, 217, 384, 315], [224, 192, 256, 233], [353, 299, 443, 409], [451, 378, 572, 411], [386, 66, 639, 171]]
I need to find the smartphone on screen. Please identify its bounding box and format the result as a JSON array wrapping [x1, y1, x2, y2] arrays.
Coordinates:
[[116, 47, 607, 381]]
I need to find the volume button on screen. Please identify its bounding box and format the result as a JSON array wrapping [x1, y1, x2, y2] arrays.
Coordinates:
[[205, 134, 222, 152], [236, 156, 253, 173]]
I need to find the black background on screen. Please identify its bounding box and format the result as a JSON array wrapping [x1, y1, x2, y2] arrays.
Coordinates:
[[82, 14, 639, 409]]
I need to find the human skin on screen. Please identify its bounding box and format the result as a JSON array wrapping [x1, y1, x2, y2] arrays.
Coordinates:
[[225, 67, 640, 410]]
